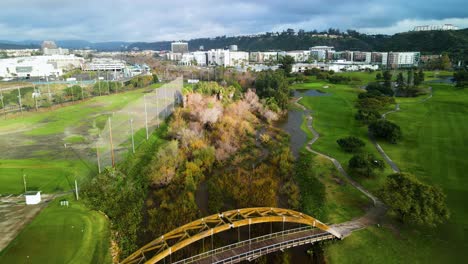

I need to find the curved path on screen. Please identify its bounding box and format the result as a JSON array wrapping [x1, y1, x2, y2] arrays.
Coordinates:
[[371, 87, 433, 173], [294, 97, 386, 237]]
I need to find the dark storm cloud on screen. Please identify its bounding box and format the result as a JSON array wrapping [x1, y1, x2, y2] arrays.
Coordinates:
[[0, 0, 466, 41]]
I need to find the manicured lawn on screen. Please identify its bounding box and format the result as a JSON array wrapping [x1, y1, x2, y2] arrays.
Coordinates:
[[294, 76, 467, 263], [298, 83, 394, 183], [0, 196, 111, 264], [377, 83, 468, 262]]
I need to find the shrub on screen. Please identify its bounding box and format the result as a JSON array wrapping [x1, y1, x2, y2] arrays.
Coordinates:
[[337, 136, 366, 152]]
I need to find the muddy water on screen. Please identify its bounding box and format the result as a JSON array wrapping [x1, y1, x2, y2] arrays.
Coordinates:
[[277, 90, 330, 158]]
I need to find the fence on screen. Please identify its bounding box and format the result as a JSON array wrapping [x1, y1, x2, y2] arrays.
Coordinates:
[[96, 77, 183, 169]]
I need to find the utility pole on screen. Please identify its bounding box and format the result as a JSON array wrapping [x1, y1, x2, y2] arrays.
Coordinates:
[[144, 95, 149, 140], [108, 117, 115, 167], [17, 87, 23, 116], [74, 179, 79, 200], [129, 115, 135, 153], [155, 89, 159, 128], [23, 172, 27, 193], [98, 69, 102, 96], [96, 141, 101, 174], [0, 90, 5, 119], [33, 85, 38, 111], [46, 75, 52, 101]]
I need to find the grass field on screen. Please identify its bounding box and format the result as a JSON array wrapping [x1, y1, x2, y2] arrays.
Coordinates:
[[294, 73, 468, 263], [0, 196, 111, 264], [0, 159, 91, 194]]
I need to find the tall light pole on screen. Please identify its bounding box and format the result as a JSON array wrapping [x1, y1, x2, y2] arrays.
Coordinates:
[[0, 90, 5, 119], [129, 113, 135, 154], [17, 87, 23, 116], [144, 95, 149, 140]]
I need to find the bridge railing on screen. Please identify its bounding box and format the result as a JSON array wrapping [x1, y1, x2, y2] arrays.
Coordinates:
[[172, 226, 314, 264], [220, 233, 335, 264]]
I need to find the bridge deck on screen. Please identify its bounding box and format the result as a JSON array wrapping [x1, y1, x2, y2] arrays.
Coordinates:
[[190, 229, 332, 264]]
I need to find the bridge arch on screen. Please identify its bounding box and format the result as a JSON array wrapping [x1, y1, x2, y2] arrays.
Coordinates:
[[121, 207, 341, 264]]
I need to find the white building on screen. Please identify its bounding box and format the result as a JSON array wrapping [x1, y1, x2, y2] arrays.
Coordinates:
[[25, 191, 41, 205], [249, 51, 278, 63], [179, 51, 208, 66], [84, 58, 126, 71], [43, 47, 69, 56], [281, 50, 311, 63], [309, 46, 335, 52], [208, 49, 230, 66], [413, 24, 459, 31], [0, 55, 84, 78], [2, 49, 39, 57], [206, 49, 248, 66], [229, 51, 249, 66], [292, 62, 379, 73]]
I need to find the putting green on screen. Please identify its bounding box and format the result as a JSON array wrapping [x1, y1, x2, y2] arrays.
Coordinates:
[[0, 197, 111, 264]]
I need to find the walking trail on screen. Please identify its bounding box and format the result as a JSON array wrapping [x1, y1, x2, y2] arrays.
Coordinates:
[[293, 97, 386, 238], [370, 86, 433, 173]]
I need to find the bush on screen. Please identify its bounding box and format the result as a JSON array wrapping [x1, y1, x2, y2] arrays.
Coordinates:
[[348, 153, 384, 177], [337, 136, 366, 152], [368, 119, 402, 143]]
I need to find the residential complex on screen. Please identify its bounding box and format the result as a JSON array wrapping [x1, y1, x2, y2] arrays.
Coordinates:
[[168, 44, 420, 70], [413, 24, 459, 31]]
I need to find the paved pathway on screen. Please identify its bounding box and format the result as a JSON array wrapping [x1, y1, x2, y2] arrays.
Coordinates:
[[371, 87, 433, 173], [294, 97, 387, 238]]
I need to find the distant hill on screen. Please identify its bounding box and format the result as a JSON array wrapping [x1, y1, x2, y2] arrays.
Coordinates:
[[0, 42, 39, 49]]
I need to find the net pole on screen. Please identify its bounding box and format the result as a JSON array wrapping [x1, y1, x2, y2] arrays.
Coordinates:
[[144, 95, 149, 140]]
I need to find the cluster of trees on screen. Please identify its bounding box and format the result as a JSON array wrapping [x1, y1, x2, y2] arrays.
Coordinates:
[[368, 119, 402, 143], [354, 74, 403, 144], [395, 69, 426, 97], [348, 153, 385, 177], [454, 70, 468, 88], [150, 87, 297, 245], [355, 85, 395, 124], [423, 54, 452, 70], [380, 173, 449, 226], [255, 69, 290, 110], [337, 136, 366, 152]]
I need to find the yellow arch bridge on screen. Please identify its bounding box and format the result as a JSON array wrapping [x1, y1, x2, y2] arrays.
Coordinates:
[[121, 207, 342, 264]]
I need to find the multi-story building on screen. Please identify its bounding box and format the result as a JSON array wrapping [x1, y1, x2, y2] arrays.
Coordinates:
[[0, 55, 84, 78], [249, 51, 278, 63], [387, 52, 420, 68], [180, 51, 208, 66], [413, 24, 458, 31], [229, 51, 249, 66], [277, 50, 311, 63], [171, 42, 189, 54], [352, 51, 372, 63], [206, 49, 249, 67], [43, 47, 70, 56]]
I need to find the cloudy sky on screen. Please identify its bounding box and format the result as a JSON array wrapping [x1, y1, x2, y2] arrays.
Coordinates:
[[1, 0, 467, 42]]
